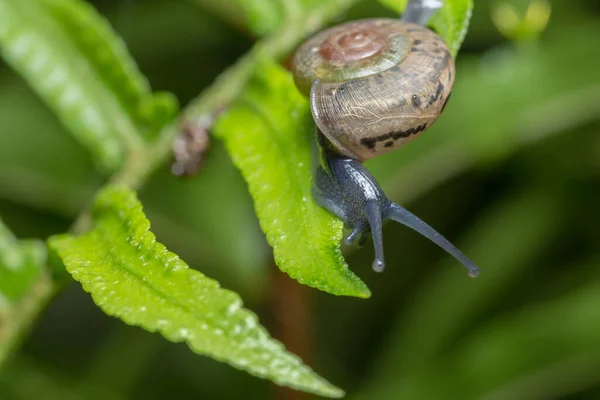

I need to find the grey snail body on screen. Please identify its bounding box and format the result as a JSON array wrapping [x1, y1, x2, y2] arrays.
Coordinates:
[[292, 19, 454, 161], [290, 12, 479, 277]]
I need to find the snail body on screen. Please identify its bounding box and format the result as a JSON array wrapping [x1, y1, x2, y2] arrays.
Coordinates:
[[292, 19, 454, 161], [291, 6, 480, 277]]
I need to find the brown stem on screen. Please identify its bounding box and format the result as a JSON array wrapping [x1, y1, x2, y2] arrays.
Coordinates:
[[268, 266, 314, 400]]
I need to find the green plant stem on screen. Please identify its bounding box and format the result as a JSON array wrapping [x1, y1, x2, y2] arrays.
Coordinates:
[[270, 267, 314, 400], [183, 0, 361, 122], [0, 272, 54, 368]]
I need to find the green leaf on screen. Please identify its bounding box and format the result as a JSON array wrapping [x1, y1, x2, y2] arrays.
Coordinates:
[[429, 0, 473, 56], [0, 218, 46, 304], [0, 0, 178, 170], [141, 145, 271, 297], [47, 185, 344, 398], [213, 58, 370, 298], [379, 0, 473, 56]]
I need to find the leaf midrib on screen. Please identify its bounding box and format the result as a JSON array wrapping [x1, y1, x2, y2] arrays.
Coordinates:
[[81, 228, 242, 343], [74, 227, 323, 384], [241, 97, 333, 272]]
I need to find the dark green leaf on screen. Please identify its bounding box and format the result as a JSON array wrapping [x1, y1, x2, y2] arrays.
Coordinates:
[[48, 185, 344, 398], [213, 58, 370, 298], [0, 0, 178, 170]]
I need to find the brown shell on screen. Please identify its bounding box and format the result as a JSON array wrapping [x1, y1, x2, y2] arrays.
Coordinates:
[[292, 18, 455, 161]]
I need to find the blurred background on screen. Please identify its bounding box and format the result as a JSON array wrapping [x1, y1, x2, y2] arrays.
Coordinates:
[[1, 0, 600, 399]]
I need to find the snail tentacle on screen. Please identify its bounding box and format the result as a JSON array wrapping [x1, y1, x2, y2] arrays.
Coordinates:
[[385, 203, 480, 277], [401, 0, 443, 25], [365, 200, 386, 272], [344, 229, 360, 246]]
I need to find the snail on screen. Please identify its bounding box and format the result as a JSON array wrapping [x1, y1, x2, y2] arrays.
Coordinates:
[[291, 0, 480, 277]]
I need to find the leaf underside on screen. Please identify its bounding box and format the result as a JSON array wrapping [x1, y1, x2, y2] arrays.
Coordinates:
[[48, 185, 344, 398], [213, 58, 371, 299]]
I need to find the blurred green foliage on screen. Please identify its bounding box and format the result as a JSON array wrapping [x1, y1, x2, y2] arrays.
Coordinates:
[[0, 0, 599, 399]]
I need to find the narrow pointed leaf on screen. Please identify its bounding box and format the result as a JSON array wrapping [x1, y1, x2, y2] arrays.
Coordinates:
[[47, 185, 344, 398], [379, 0, 473, 56], [0, 0, 178, 170], [213, 58, 370, 298]]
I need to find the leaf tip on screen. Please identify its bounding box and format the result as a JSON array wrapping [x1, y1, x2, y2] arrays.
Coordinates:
[[343, 281, 372, 299], [356, 286, 372, 299], [321, 386, 346, 398]]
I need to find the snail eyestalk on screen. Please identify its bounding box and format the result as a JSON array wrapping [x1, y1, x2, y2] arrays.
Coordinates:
[[402, 0, 443, 25], [365, 201, 386, 272], [385, 203, 480, 278]]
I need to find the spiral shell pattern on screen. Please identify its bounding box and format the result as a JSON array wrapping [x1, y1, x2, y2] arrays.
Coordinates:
[[292, 18, 455, 161]]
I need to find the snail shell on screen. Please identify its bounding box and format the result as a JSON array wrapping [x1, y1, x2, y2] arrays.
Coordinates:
[[292, 18, 455, 161]]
